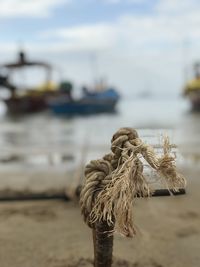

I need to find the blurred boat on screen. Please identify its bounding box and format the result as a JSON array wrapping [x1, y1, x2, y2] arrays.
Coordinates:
[[3, 81, 60, 114], [0, 51, 71, 114], [4, 89, 55, 114], [3, 82, 72, 114], [184, 62, 200, 111], [48, 88, 120, 116]]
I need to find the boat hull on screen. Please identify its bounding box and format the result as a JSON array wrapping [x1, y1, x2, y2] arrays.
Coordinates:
[[187, 90, 200, 111], [4, 96, 47, 114], [48, 99, 117, 116], [48, 88, 120, 116], [4, 91, 66, 114]]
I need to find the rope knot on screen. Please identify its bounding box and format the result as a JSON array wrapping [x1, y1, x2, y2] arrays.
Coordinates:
[[111, 127, 138, 155], [80, 127, 186, 236]]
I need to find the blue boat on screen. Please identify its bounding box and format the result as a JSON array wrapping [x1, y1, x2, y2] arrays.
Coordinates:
[[48, 88, 120, 116]]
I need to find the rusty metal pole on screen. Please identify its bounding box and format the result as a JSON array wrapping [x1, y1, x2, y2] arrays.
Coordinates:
[[92, 221, 114, 267]]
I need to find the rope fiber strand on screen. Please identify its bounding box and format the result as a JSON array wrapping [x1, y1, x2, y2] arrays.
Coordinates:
[[80, 128, 186, 237]]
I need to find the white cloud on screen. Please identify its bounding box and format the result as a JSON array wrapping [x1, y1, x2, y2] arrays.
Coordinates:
[[155, 0, 200, 42], [0, 0, 70, 18], [42, 24, 117, 51], [41, 5, 200, 52], [156, 0, 200, 14], [104, 0, 147, 3]]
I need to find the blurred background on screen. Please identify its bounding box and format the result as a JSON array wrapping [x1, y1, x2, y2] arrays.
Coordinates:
[[0, 1, 200, 267], [0, 0, 199, 181]]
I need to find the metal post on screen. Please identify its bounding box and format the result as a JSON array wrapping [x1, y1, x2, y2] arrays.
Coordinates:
[[93, 221, 114, 267]]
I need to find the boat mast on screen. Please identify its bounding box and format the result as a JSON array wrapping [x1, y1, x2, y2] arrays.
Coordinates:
[[182, 38, 190, 83], [194, 62, 200, 78], [90, 52, 99, 86]]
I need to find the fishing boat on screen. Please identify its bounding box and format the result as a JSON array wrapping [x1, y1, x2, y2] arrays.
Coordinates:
[[0, 51, 69, 114], [48, 87, 120, 116], [184, 63, 200, 111]]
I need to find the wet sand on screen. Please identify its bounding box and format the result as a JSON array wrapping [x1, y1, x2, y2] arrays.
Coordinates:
[[0, 166, 199, 267]]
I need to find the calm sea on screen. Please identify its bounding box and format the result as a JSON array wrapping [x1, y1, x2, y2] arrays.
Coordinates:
[[0, 97, 199, 171]]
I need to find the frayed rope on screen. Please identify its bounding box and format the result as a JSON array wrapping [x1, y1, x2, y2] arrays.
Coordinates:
[[80, 128, 186, 237]]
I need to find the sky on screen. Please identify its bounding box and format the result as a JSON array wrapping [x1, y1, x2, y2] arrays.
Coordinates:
[[0, 0, 200, 97]]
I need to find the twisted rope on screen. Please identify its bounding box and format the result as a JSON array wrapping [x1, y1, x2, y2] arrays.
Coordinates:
[[80, 128, 186, 237]]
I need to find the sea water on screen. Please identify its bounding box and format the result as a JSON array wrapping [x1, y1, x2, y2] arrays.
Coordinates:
[[0, 96, 198, 172]]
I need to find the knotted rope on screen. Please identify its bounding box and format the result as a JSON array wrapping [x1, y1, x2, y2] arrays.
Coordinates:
[[80, 128, 186, 237]]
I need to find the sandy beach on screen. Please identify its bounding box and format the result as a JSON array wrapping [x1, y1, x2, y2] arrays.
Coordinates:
[[0, 165, 199, 267], [0, 100, 199, 267]]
